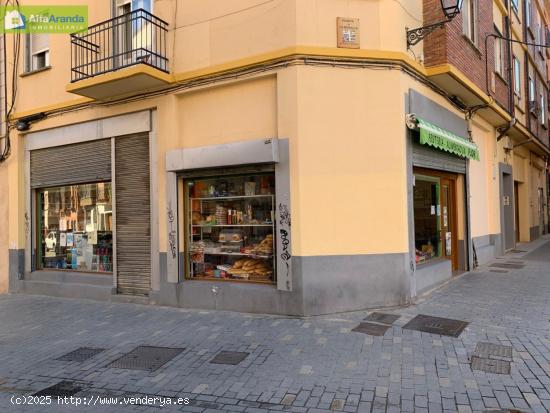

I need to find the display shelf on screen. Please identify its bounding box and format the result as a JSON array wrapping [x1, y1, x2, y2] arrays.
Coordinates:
[[192, 224, 272, 228], [204, 251, 273, 258], [190, 194, 274, 201]]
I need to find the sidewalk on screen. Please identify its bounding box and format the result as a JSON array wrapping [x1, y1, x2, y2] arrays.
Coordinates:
[[0, 236, 549, 413]]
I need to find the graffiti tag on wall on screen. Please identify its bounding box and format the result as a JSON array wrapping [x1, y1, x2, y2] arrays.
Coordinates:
[[167, 202, 177, 260]]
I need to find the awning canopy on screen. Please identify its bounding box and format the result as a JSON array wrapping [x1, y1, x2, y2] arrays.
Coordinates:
[[409, 115, 480, 161]]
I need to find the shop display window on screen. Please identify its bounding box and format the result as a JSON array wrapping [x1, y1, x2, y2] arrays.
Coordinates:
[[37, 182, 113, 273], [414, 175, 442, 263], [185, 173, 276, 283]]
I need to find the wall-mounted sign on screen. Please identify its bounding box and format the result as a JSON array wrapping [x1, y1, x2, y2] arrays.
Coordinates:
[[337, 17, 360, 49], [503, 195, 510, 206]]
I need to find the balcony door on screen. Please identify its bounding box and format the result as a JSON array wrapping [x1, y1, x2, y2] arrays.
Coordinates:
[[113, 0, 152, 69]]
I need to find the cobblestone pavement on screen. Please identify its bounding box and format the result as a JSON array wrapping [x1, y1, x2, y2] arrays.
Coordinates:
[[0, 236, 549, 413]]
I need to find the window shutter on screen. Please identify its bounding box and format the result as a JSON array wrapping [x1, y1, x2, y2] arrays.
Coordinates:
[[30, 34, 49, 54]]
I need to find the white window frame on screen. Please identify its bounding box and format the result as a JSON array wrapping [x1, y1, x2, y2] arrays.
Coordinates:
[[540, 92, 546, 125], [462, 0, 478, 45], [25, 34, 50, 72], [494, 29, 504, 76], [513, 56, 521, 97]]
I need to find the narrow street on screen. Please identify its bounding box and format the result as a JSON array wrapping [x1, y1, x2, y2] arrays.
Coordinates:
[[0, 236, 549, 413]]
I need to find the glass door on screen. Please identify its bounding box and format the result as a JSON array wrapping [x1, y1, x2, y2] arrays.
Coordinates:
[[440, 178, 457, 270]]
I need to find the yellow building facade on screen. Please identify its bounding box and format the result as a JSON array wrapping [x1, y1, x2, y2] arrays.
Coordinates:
[[0, 0, 548, 313]]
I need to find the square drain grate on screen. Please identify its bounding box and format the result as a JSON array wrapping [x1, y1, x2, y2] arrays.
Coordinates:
[[474, 342, 513, 359], [489, 263, 525, 269], [210, 351, 249, 365], [56, 347, 105, 362], [403, 314, 468, 338], [33, 380, 84, 397], [108, 346, 184, 372], [364, 312, 400, 325], [351, 322, 391, 336], [471, 356, 511, 374]]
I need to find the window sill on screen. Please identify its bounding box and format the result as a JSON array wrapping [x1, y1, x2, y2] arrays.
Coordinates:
[[495, 71, 508, 85], [416, 256, 449, 269], [20, 66, 52, 77], [461, 34, 482, 57]]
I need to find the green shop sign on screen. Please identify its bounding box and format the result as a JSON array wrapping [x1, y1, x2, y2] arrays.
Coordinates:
[[416, 117, 480, 161], [0, 5, 87, 34]]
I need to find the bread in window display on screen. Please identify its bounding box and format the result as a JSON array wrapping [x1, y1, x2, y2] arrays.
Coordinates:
[[253, 234, 273, 255]]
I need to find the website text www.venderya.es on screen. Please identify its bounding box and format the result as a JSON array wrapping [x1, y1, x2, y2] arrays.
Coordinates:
[[11, 394, 190, 408]]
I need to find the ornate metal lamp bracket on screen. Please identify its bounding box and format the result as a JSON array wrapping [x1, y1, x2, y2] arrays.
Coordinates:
[[406, 19, 451, 49]]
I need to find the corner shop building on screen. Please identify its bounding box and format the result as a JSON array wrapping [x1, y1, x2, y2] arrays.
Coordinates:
[[9, 65, 521, 316]]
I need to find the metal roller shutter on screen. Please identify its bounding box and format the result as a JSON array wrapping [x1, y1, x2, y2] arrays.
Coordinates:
[[115, 133, 151, 295], [412, 140, 467, 174], [30, 139, 111, 188]]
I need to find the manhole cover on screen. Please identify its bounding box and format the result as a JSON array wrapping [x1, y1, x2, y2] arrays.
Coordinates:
[[56, 348, 105, 362], [471, 356, 511, 374], [210, 351, 249, 365], [402, 314, 468, 337], [364, 312, 400, 325], [474, 342, 512, 359], [351, 322, 391, 336], [33, 381, 84, 397], [490, 270, 508, 273], [489, 263, 525, 269], [108, 346, 184, 371]]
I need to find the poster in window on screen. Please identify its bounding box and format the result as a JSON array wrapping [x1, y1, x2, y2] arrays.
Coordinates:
[[445, 232, 452, 256], [59, 232, 67, 247], [88, 230, 98, 245], [66, 232, 74, 247]]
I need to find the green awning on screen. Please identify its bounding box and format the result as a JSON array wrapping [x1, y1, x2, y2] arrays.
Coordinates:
[[415, 117, 480, 161]]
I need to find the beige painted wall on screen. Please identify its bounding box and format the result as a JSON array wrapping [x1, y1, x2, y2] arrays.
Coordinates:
[[0, 162, 7, 293]]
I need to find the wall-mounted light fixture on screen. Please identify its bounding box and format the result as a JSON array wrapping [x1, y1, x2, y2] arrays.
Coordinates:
[[406, 0, 463, 49]]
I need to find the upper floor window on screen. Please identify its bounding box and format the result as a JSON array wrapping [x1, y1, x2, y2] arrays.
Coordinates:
[[462, 0, 478, 44], [526, 0, 532, 28], [113, 0, 151, 16], [25, 34, 49, 72], [528, 77, 534, 100], [494, 29, 505, 76], [540, 92, 546, 125], [513, 56, 521, 96]]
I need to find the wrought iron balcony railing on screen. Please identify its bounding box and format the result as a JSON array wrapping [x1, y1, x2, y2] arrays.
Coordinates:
[[70, 9, 168, 82]]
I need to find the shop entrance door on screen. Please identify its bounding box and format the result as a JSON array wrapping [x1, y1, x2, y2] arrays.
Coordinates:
[[440, 178, 458, 271], [538, 188, 545, 236], [514, 181, 520, 243]]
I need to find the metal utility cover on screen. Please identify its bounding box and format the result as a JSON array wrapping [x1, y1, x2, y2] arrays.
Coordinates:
[[108, 346, 184, 372], [56, 348, 105, 362], [364, 312, 400, 325], [471, 356, 511, 374], [210, 351, 249, 365], [33, 381, 84, 397], [351, 322, 391, 336], [474, 342, 513, 359], [489, 263, 525, 269], [402, 314, 468, 337]]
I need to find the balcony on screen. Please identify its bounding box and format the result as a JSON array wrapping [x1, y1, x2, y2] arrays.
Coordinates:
[[67, 9, 171, 100]]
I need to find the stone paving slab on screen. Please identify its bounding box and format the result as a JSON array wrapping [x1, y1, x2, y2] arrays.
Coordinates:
[[0, 236, 549, 412]]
